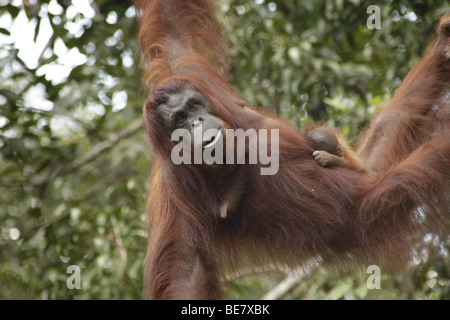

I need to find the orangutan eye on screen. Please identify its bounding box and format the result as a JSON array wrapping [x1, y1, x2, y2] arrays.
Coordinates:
[[189, 103, 199, 112], [175, 113, 186, 124]]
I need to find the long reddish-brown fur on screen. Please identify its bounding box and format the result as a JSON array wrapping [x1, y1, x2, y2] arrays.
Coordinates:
[[134, 0, 450, 299]]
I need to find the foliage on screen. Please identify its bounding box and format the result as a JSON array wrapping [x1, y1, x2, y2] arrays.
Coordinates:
[[0, 0, 448, 299]]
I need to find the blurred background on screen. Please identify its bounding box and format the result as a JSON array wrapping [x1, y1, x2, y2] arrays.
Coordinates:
[[0, 0, 449, 299]]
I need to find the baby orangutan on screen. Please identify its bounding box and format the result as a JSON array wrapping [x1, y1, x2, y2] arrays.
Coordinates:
[[306, 127, 363, 171], [220, 127, 363, 220]]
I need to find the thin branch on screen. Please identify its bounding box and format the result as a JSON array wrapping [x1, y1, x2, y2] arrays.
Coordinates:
[[13, 118, 143, 186], [62, 118, 143, 174], [224, 266, 287, 283], [16, 106, 100, 134], [260, 263, 319, 300], [260, 274, 301, 300], [111, 215, 128, 263]]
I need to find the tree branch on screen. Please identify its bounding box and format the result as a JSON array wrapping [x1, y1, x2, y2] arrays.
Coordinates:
[[260, 263, 318, 300], [17, 118, 143, 186], [16, 106, 101, 135], [260, 274, 301, 300], [62, 118, 143, 175]]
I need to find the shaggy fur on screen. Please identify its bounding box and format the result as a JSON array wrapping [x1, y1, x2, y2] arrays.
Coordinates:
[[134, 0, 450, 299]]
